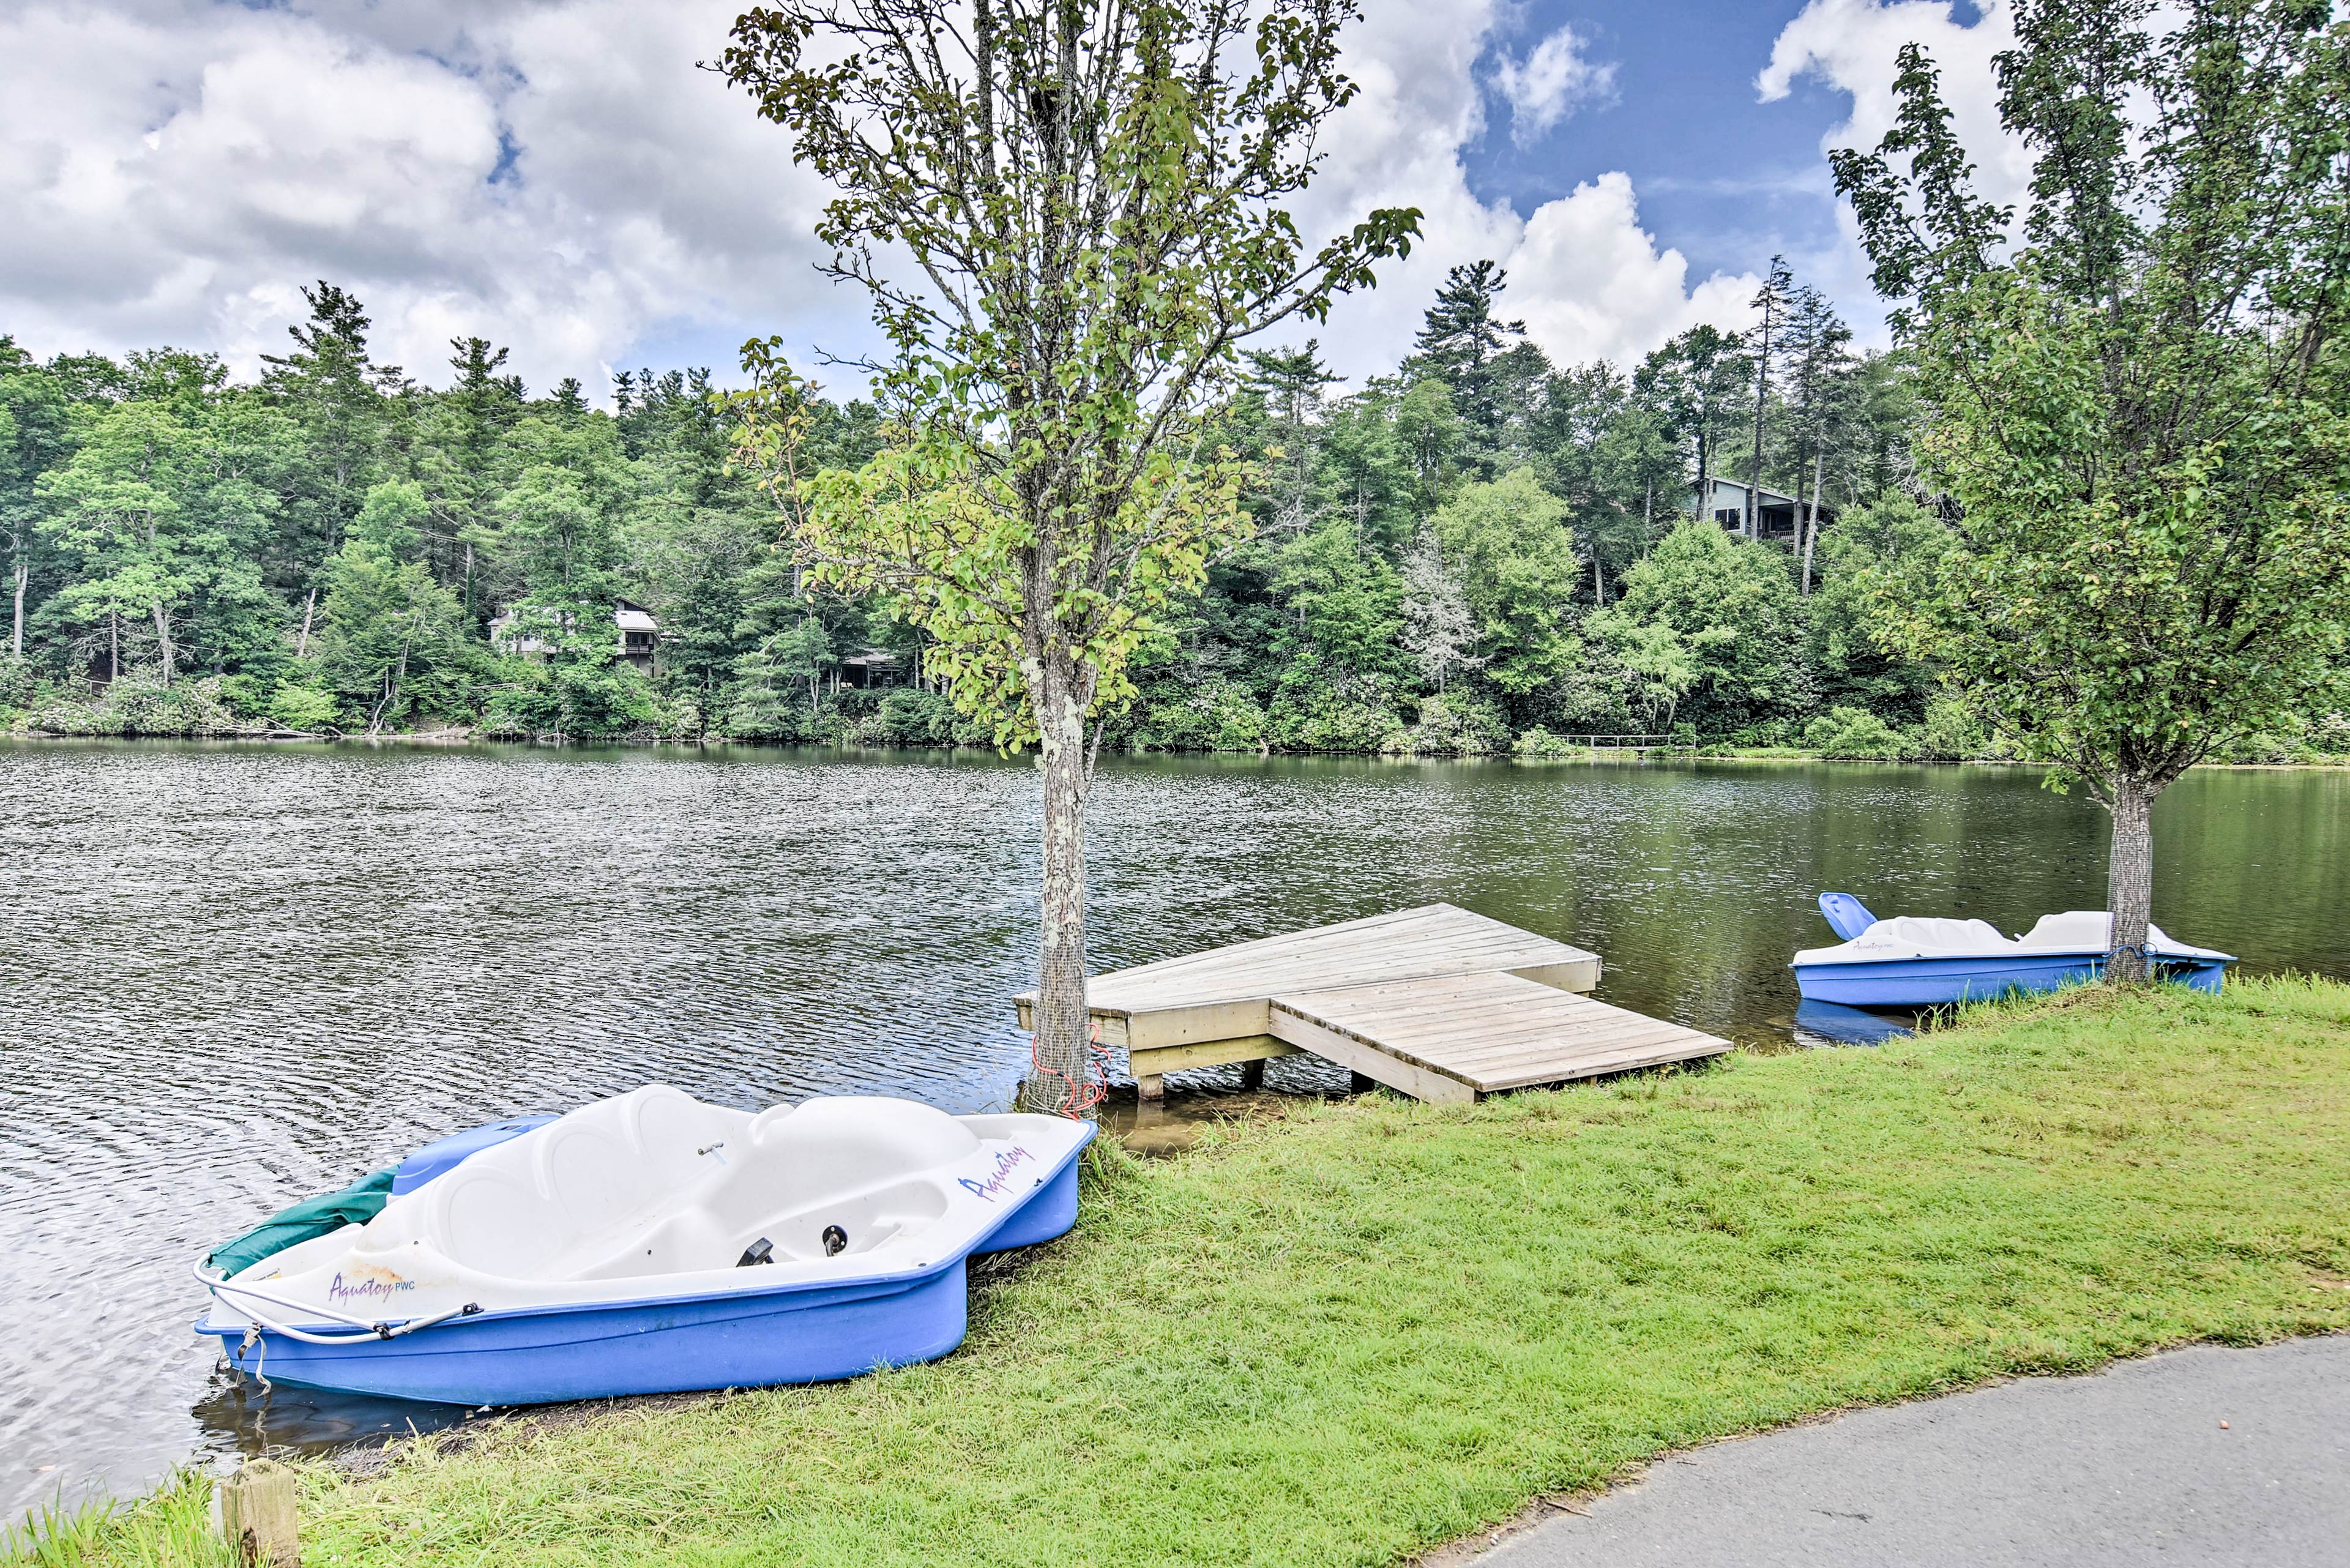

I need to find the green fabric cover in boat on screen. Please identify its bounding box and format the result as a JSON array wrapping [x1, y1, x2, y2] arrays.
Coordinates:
[[205, 1168, 397, 1278]]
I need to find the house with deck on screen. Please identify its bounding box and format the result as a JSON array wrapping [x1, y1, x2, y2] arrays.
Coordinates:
[[1681, 478, 1835, 544], [489, 600, 661, 673]]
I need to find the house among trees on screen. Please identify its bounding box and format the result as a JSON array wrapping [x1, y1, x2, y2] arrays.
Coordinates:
[[488, 599, 660, 673], [837, 649, 909, 690], [1681, 477, 1836, 545], [614, 599, 658, 673]]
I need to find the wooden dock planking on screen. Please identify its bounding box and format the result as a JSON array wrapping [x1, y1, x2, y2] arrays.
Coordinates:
[[1009, 905, 1729, 1105], [1015, 904, 1603, 1050], [1269, 973, 1727, 1100]]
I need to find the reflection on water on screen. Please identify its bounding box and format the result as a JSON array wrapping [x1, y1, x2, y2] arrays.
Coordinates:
[[2, 741, 2344, 1513], [191, 1368, 477, 1465], [1789, 999, 1921, 1048]]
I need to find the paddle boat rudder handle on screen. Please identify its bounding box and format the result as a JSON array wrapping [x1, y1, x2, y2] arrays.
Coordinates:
[[1817, 892, 1878, 942]]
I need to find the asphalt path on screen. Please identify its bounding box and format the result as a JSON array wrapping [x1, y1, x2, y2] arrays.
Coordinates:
[[1474, 1337, 2348, 1567]]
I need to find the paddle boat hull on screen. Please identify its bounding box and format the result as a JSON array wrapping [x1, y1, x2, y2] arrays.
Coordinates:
[[197, 1091, 1092, 1406], [1790, 896, 2234, 1007], [1792, 950, 2228, 1006]]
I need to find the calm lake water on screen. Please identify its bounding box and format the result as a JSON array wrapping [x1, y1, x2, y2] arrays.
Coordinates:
[[2, 741, 2345, 1515]]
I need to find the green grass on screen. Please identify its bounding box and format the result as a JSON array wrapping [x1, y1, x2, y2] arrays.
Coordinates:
[[21, 976, 2350, 1567]]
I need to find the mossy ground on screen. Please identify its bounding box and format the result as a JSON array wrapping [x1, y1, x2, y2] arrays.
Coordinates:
[[16, 976, 2349, 1566]]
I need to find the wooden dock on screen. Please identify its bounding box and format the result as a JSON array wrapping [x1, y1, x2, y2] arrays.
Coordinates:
[[1014, 904, 1729, 1105]]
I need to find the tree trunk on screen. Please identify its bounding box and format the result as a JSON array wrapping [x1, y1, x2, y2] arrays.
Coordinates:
[[1018, 648, 1097, 1116], [1693, 433, 1709, 532], [1800, 446, 1825, 597], [10, 560, 23, 657], [110, 608, 119, 684], [153, 603, 174, 687], [2105, 772, 2157, 984], [296, 589, 317, 659], [1748, 306, 1771, 540]]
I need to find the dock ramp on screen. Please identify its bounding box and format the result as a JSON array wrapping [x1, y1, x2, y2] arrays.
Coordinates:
[[1015, 904, 1728, 1104]]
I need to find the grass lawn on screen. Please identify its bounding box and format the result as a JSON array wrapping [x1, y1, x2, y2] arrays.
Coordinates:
[[18, 976, 2350, 1566]]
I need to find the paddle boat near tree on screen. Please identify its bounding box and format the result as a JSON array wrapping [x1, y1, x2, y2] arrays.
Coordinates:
[[1791, 893, 2235, 1008], [193, 1087, 1092, 1406]]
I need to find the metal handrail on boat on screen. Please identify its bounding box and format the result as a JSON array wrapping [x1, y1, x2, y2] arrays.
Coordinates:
[[192, 1260, 482, 1344]]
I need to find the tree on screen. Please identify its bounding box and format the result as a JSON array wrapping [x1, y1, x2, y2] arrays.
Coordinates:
[[720, 0, 1419, 1114], [1398, 524, 1482, 692], [1612, 520, 1805, 734], [36, 400, 264, 686], [1742, 255, 1794, 537], [1776, 285, 1856, 593], [1269, 513, 1404, 696], [1584, 608, 1698, 732], [259, 282, 397, 572], [1412, 260, 1529, 460], [1531, 360, 1674, 601], [1638, 326, 1750, 532], [1833, 0, 2350, 980], [494, 415, 633, 598], [0, 342, 72, 659], [423, 337, 523, 613], [768, 616, 834, 712], [318, 480, 472, 734], [1427, 467, 1585, 704], [1238, 340, 1343, 534]]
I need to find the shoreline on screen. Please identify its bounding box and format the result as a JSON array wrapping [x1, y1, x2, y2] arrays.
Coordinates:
[[16, 978, 2348, 1566], [5, 729, 2346, 772]]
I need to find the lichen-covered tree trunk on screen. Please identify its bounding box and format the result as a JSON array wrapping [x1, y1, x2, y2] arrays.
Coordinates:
[[1800, 446, 1824, 597], [2105, 774, 2156, 984], [1018, 644, 1097, 1114]]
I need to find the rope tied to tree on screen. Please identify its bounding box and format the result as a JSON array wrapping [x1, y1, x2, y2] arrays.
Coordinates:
[[1029, 1017, 1111, 1120]]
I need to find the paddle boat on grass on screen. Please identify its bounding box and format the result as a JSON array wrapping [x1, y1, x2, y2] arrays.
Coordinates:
[[1791, 892, 2234, 1007], [195, 1087, 1092, 1406]]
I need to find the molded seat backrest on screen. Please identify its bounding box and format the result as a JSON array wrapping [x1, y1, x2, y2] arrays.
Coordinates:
[[745, 1097, 980, 1212], [417, 1085, 740, 1278], [1879, 916, 2013, 955], [2016, 911, 2110, 950], [438, 1167, 575, 1277], [630, 1086, 737, 1192]]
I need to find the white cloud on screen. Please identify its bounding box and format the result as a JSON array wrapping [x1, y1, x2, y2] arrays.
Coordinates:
[[0, 0, 840, 398], [1493, 25, 1619, 147], [1299, 5, 1753, 378], [1758, 0, 2031, 220], [0, 0, 1751, 397], [1508, 174, 1759, 365]]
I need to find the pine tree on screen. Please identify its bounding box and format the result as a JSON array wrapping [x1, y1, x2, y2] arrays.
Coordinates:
[[1412, 261, 1528, 457], [1742, 256, 1795, 536]]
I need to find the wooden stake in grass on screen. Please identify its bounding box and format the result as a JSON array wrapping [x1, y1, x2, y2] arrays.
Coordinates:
[[217, 1459, 298, 1567]]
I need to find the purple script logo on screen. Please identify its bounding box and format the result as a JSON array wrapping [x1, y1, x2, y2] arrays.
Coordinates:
[[957, 1144, 1036, 1202], [327, 1270, 417, 1308]]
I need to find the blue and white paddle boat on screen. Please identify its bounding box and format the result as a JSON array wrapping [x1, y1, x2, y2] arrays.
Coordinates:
[[1791, 892, 2234, 1007], [195, 1087, 1092, 1405]]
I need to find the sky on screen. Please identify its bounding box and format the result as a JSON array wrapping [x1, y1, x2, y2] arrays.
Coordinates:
[[0, 1, 2032, 403]]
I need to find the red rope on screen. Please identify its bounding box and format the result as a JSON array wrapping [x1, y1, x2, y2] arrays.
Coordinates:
[[1031, 1017, 1111, 1119]]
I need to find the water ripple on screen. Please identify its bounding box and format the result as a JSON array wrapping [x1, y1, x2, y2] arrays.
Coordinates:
[[2, 743, 2342, 1514]]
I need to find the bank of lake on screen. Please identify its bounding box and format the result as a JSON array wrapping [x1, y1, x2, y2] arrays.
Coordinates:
[[13, 977, 2349, 1567]]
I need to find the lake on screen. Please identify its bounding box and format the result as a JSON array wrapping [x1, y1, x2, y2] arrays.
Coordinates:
[[2, 741, 2344, 1515]]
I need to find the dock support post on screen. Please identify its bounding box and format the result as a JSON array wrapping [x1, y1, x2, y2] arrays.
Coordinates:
[[1135, 1073, 1165, 1103], [1239, 1058, 1265, 1091], [218, 1458, 300, 1566]]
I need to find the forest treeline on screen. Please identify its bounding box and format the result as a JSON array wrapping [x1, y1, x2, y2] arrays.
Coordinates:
[[0, 267, 2338, 759]]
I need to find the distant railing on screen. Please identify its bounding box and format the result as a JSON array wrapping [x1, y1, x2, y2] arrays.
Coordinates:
[[1557, 734, 1680, 749]]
